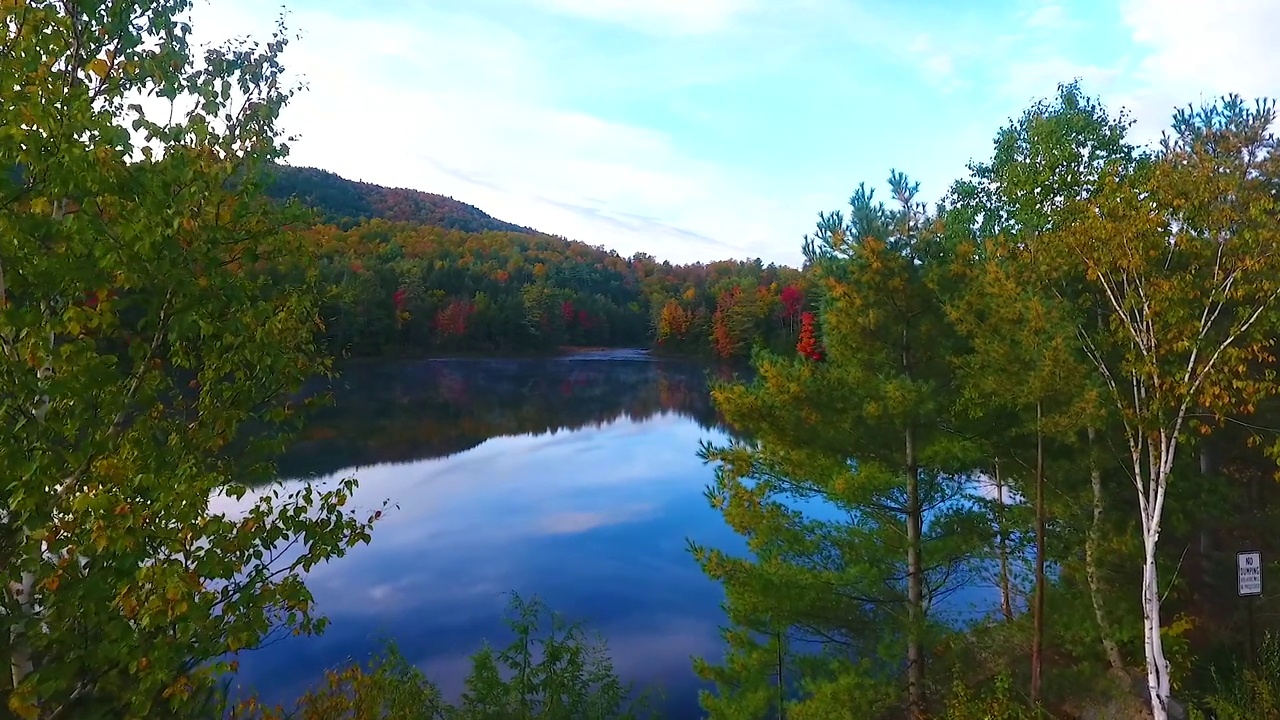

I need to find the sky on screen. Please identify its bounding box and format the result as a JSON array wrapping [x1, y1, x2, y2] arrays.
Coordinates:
[[186, 0, 1280, 266]]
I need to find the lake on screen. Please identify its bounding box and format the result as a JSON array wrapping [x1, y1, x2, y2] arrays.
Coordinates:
[[224, 350, 1004, 718], [227, 351, 743, 717]]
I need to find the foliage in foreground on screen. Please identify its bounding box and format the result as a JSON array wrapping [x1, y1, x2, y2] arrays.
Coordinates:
[[942, 673, 1042, 720], [228, 594, 657, 720], [1190, 633, 1280, 720], [1, 1, 380, 718]]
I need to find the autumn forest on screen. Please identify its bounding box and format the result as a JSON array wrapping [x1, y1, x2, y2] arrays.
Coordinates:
[[5, 2, 1280, 720], [257, 87, 1280, 720], [263, 165, 810, 360]]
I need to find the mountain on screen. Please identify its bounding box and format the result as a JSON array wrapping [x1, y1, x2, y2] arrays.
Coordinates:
[[263, 164, 808, 361], [264, 164, 535, 235]]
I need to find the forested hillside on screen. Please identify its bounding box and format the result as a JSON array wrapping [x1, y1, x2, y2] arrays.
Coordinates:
[[267, 165, 809, 359], [265, 165, 535, 234]]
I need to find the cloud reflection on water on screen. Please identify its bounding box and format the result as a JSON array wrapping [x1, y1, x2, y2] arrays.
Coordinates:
[[228, 374, 737, 718], [226, 357, 1000, 718]]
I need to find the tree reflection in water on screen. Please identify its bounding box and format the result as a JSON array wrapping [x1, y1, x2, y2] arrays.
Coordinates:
[[278, 354, 738, 480]]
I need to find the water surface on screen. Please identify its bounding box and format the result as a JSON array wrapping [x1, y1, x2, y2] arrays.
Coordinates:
[[227, 352, 1003, 717], [229, 354, 740, 717]]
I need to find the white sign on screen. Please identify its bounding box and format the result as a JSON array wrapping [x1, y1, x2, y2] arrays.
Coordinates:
[[1238, 551, 1263, 597]]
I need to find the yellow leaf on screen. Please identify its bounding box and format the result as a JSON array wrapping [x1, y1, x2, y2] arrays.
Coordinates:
[[87, 57, 108, 78], [7, 686, 38, 720], [8, 700, 37, 720]]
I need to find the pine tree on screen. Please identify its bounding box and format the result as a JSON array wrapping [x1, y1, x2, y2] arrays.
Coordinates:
[[692, 173, 989, 719]]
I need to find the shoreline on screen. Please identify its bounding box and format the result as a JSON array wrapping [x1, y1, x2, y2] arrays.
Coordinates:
[[332, 345, 708, 365]]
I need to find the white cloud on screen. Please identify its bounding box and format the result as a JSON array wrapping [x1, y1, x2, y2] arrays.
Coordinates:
[[918, 0, 1280, 154], [907, 34, 957, 87], [1024, 3, 1067, 29], [999, 57, 1122, 108], [175, 0, 1280, 269], [536, 505, 656, 535], [972, 473, 1026, 505], [280, 83, 779, 262], [531, 0, 758, 34], [180, 0, 806, 264], [1117, 0, 1280, 142]]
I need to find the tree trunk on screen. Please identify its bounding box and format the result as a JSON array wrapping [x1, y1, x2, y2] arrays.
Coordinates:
[[995, 459, 1013, 622], [905, 425, 925, 719], [9, 571, 35, 689], [1031, 402, 1045, 704], [1137, 437, 1173, 720], [776, 627, 786, 720], [1142, 534, 1172, 720], [7, 318, 54, 692], [1196, 444, 1214, 625], [1085, 426, 1125, 674]]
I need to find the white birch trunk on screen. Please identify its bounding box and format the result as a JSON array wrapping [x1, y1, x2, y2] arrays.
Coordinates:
[[1140, 525, 1171, 720], [0, 258, 25, 689], [5, 203, 61, 689], [8, 572, 35, 689], [1133, 428, 1176, 720]]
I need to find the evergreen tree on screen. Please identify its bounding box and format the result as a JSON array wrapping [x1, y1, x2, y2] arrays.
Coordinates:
[[692, 173, 989, 719]]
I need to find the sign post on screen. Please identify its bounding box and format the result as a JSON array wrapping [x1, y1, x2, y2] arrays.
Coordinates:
[[1238, 551, 1263, 596], [1238, 550, 1263, 668]]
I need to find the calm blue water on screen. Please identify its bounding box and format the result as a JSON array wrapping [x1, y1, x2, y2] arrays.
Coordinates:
[[222, 353, 1004, 717], [223, 354, 741, 717]]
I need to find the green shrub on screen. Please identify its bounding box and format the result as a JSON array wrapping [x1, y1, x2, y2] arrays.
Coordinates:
[[228, 592, 657, 720], [941, 672, 1041, 720], [1190, 633, 1280, 720]]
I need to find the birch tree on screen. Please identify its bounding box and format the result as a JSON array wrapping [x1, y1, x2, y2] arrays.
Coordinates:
[[1048, 95, 1280, 720], [1, 2, 379, 718]]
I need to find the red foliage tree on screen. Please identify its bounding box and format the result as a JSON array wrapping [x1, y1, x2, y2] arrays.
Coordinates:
[[796, 311, 824, 361], [655, 300, 691, 346], [83, 288, 117, 310], [435, 299, 475, 337], [710, 287, 742, 358], [392, 287, 410, 329], [712, 285, 769, 359], [780, 284, 804, 322]]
